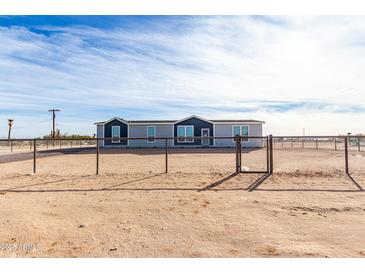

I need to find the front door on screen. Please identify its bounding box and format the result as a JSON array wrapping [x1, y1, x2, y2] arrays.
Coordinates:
[[201, 128, 210, 146]]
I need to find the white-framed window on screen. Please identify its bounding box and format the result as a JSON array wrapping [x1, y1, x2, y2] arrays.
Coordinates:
[[111, 126, 120, 143], [177, 125, 194, 143], [232, 125, 249, 142], [147, 126, 156, 143]]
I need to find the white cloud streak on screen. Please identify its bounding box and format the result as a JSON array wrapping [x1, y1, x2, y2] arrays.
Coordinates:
[[0, 16, 365, 138]]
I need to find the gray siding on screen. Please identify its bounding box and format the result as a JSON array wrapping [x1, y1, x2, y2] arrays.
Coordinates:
[[128, 124, 174, 147], [214, 123, 263, 148], [97, 124, 104, 146]]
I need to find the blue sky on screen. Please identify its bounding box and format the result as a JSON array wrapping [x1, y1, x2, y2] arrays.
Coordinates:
[[0, 16, 364, 137]]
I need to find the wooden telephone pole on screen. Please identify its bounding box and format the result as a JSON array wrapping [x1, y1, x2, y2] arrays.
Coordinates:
[[48, 109, 60, 138]]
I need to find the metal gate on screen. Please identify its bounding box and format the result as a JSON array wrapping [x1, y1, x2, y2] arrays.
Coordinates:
[[236, 135, 272, 174]]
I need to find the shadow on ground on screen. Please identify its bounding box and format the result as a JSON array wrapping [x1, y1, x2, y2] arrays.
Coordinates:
[[0, 171, 363, 194]]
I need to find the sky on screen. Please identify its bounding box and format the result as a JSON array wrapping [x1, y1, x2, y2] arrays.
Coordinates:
[[0, 15, 364, 138]]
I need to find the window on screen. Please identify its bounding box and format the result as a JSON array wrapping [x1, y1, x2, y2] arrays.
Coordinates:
[[178, 126, 185, 142], [241, 126, 249, 141], [147, 126, 156, 143], [112, 126, 120, 143], [186, 126, 194, 142], [232, 125, 249, 142], [177, 125, 194, 143], [233, 126, 241, 137]]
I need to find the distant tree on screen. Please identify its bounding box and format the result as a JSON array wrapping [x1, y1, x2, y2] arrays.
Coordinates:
[[42, 132, 93, 139]]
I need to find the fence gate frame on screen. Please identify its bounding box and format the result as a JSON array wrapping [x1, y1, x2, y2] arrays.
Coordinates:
[[235, 135, 271, 174]]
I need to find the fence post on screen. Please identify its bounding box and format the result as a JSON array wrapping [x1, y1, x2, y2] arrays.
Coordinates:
[[291, 140, 293, 148], [10, 140, 13, 152], [30, 141, 32, 151], [165, 138, 168, 173], [96, 138, 100, 175], [59, 140, 61, 149], [235, 137, 238, 172], [316, 138, 318, 149], [235, 136, 241, 173], [358, 137, 361, 152], [266, 136, 269, 173], [33, 139, 37, 173], [238, 136, 240, 172], [71, 140, 73, 148], [46, 140, 49, 150], [302, 139, 304, 148], [281, 139, 284, 148], [335, 138, 337, 150], [345, 136, 349, 174], [269, 135, 273, 174]]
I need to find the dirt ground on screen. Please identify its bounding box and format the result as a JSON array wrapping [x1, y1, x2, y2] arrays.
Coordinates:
[[0, 147, 364, 258], [0, 141, 94, 156]]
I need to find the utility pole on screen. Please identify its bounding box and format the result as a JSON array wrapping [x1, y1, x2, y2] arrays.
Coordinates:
[[7, 119, 14, 144], [48, 109, 60, 138]]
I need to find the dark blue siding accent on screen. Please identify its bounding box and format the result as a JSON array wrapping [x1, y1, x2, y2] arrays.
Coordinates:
[[104, 119, 128, 146], [174, 117, 213, 146]]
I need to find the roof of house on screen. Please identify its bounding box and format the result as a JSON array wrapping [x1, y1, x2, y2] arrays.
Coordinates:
[[94, 116, 265, 125], [128, 120, 177, 124], [210, 119, 265, 123]]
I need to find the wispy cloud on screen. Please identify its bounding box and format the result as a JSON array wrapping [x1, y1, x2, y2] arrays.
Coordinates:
[[0, 16, 364, 137]]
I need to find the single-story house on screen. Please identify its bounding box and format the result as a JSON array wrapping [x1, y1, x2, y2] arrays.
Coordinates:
[[95, 115, 264, 148]]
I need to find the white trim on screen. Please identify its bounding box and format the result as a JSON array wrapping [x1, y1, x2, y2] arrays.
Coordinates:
[[172, 125, 174, 147], [213, 123, 216, 147], [95, 124, 105, 147], [201, 128, 210, 146], [95, 117, 264, 126], [96, 121, 264, 126], [232, 125, 250, 143], [94, 117, 128, 125], [129, 122, 174, 125], [102, 124, 105, 147], [177, 125, 194, 143], [213, 121, 264, 125], [111, 126, 121, 143], [174, 115, 213, 125], [96, 117, 264, 126], [146, 125, 156, 143]]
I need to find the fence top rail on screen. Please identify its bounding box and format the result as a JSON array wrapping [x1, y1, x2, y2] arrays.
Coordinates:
[[0, 136, 266, 142], [0, 135, 363, 142], [0, 138, 96, 142], [273, 135, 364, 139]]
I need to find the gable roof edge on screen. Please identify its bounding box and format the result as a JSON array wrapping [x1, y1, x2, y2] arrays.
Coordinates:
[[94, 117, 128, 125], [173, 115, 213, 125]]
